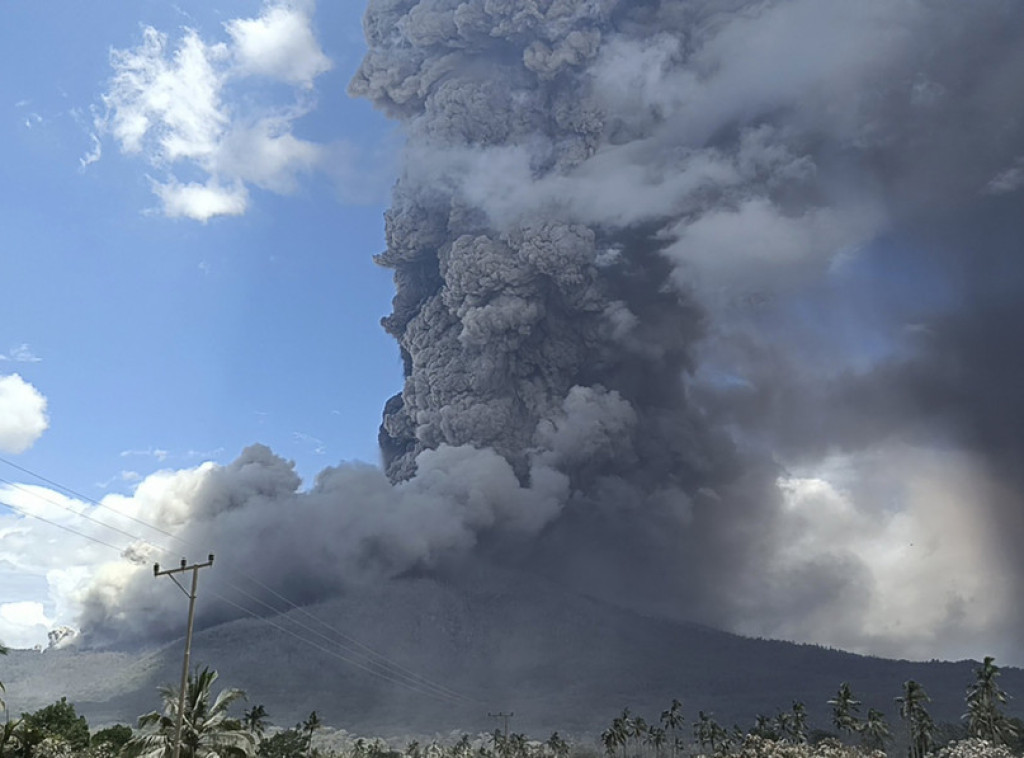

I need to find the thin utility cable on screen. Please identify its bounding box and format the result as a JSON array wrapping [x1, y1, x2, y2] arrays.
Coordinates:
[[0, 476, 175, 553], [0, 498, 126, 553], [236, 579, 475, 703], [4, 478, 472, 703], [210, 578, 476, 704], [0, 458, 478, 704], [0, 454, 178, 542], [209, 590, 471, 706], [2, 495, 469, 704], [0, 456, 475, 702]]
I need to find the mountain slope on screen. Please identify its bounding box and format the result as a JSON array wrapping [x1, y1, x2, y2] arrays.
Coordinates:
[[3, 569, 1019, 737]]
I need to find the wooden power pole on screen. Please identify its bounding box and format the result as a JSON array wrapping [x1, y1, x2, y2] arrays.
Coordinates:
[[155, 555, 215, 758], [489, 712, 514, 741]]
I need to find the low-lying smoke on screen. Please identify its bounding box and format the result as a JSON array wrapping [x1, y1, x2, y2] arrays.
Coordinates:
[[80, 0, 1024, 662]]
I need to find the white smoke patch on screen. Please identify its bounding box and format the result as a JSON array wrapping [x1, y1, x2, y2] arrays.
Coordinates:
[[738, 445, 1012, 663], [0, 374, 49, 454], [96, 2, 331, 220]]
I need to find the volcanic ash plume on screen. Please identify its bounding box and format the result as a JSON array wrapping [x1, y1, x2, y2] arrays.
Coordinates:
[[347, 0, 1024, 653], [78, 0, 1024, 661]]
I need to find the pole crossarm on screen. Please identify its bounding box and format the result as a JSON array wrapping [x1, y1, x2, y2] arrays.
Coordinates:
[[154, 555, 215, 758], [488, 712, 515, 741]]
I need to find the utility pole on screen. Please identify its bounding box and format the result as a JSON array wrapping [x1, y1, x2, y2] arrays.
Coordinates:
[[488, 712, 514, 741], [155, 555, 214, 758]]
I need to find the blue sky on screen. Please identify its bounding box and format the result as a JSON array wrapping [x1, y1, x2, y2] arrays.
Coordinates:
[[1, 0, 398, 495]]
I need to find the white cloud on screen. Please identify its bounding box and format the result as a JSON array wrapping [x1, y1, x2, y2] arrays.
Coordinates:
[[226, 2, 332, 87], [96, 2, 331, 221], [0, 602, 52, 649], [152, 178, 248, 222], [735, 445, 1013, 663], [987, 158, 1024, 195], [79, 134, 102, 169], [0, 374, 49, 454], [0, 466, 215, 647]]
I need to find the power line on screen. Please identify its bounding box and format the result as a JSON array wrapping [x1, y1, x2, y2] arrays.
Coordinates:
[[209, 590, 470, 705], [155, 555, 215, 758], [0, 497, 127, 553], [0, 454, 179, 542], [215, 578, 474, 704], [0, 477, 171, 550], [0, 458, 480, 705]]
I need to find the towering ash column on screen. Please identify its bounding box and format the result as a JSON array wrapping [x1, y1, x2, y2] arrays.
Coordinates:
[[349, 1, 713, 511]]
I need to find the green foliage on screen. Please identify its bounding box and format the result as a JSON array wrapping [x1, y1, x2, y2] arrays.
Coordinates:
[[123, 666, 255, 758], [92, 725, 133, 752], [243, 707, 270, 741], [19, 697, 90, 755], [828, 684, 862, 738], [896, 680, 935, 758], [964, 657, 1017, 746], [257, 729, 307, 758], [0, 721, 23, 758], [546, 733, 569, 758], [860, 710, 889, 751]]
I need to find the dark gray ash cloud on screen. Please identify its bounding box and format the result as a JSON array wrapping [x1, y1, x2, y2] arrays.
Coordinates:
[[80, 0, 1024, 663]]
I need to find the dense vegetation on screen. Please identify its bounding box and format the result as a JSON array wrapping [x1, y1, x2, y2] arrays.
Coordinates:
[[2, 649, 1022, 758]]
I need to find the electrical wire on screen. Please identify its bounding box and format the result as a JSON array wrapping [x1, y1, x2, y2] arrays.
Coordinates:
[[0, 457, 481, 705]]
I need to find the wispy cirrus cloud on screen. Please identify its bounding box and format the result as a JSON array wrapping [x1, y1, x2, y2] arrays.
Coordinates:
[[93, 1, 332, 222], [119, 447, 169, 462], [0, 344, 42, 363]]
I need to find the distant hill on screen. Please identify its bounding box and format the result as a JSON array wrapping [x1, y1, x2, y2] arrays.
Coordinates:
[[3, 567, 1020, 739]]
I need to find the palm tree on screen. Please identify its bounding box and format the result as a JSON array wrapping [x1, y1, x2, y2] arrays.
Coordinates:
[[829, 683, 863, 739], [660, 700, 684, 758], [124, 666, 255, 758], [242, 705, 268, 742], [896, 680, 934, 758], [507, 733, 528, 758], [693, 712, 725, 754], [613, 710, 633, 758], [0, 720, 22, 758], [750, 715, 776, 741], [632, 717, 650, 758], [862, 709, 891, 751], [773, 711, 793, 743], [646, 727, 667, 758], [453, 734, 473, 758], [965, 656, 1017, 745], [302, 712, 322, 758], [546, 733, 569, 758], [601, 728, 620, 758], [790, 702, 808, 744]]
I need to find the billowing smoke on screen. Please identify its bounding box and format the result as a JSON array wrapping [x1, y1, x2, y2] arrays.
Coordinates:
[[79, 0, 1024, 662]]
